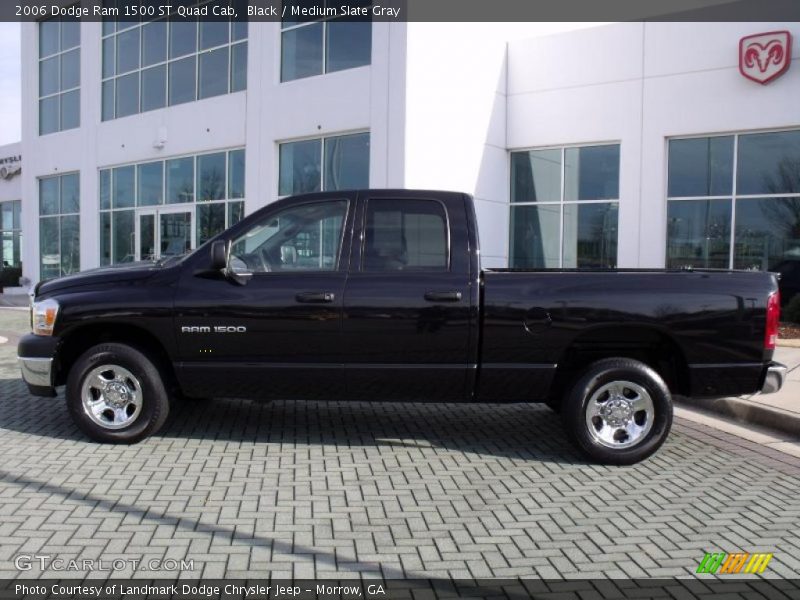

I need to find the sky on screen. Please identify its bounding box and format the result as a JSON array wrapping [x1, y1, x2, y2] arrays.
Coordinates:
[[0, 23, 21, 146]]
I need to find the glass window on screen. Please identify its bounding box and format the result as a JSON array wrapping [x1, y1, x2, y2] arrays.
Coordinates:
[[668, 137, 734, 197], [199, 46, 229, 99], [230, 200, 347, 273], [116, 27, 140, 74], [562, 203, 618, 268], [231, 42, 247, 92], [279, 139, 321, 196], [281, 23, 323, 82], [170, 20, 198, 58], [167, 157, 194, 204], [60, 90, 80, 130], [102, 37, 115, 78], [39, 97, 59, 136], [197, 203, 226, 245], [510, 205, 561, 269], [39, 174, 80, 278], [564, 145, 620, 201], [666, 130, 800, 273], [200, 17, 229, 50], [40, 17, 80, 135], [113, 166, 136, 209], [510, 149, 561, 203], [734, 198, 800, 270], [60, 173, 80, 214], [102, 80, 115, 121], [142, 21, 167, 66], [364, 199, 447, 271], [40, 20, 60, 58], [281, 17, 371, 83], [228, 201, 245, 227], [115, 72, 140, 118], [229, 149, 245, 198], [100, 211, 111, 266], [1, 200, 23, 273], [141, 65, 166, 112], [39, 178, 59, 216], [666, 199, 732, 269], [326, 20, 371, 73], [197, 153, 226, 201], [510, 144, 620, 268], [112, 210, 135, 263], [60, 215, 81, 274], [40, 56, 59, 96], [137, 162, 163, 206], [169, 56, 197, 106], [737, 130, 800, 196], [103, 14, 246, 121], [324, 133, 369, 191], [100, 170, 111, 210]]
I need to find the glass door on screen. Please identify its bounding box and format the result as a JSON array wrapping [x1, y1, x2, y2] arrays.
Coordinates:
[[136, 207, 194, 261]]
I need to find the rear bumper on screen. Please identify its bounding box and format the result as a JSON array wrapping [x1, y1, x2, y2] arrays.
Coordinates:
[[17, 333, 59, 397], [760, 361, 787, 395]]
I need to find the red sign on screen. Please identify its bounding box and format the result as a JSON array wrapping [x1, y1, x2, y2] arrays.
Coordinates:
[[739, 31, 792, 85]]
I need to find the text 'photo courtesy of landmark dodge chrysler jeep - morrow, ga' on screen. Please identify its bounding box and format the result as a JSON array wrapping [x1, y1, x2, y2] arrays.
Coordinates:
[[18, 190, 786, 464]]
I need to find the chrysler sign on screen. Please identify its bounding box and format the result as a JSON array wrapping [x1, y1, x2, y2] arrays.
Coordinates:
[[739, 31, 792, 85]]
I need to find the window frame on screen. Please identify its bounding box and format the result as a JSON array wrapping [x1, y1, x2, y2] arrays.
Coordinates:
[[277, 131, 370, 197], [509, 141, 621, 269], [279, 4, 372, 83], [359, 197, 452, 273], [228, 197, 352, 275], [38, 173, 81, 278], [100, 8, 247, 121], [665, 127, 800, 270], [38, 15, 81, 135], [99, 148, 246, 266]]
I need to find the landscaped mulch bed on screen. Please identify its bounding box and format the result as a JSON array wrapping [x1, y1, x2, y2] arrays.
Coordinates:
[[780, 322, 800, 339]]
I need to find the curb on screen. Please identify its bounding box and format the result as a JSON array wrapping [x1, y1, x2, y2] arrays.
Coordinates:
[[778, 339, 800, 348], [676, 395, 800, 438]]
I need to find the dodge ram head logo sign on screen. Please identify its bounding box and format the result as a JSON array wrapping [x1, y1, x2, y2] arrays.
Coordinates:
[[739, 31, 792, 84]]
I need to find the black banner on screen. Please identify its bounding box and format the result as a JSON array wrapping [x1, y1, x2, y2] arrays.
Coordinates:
[[2, 580, 800, 600], [2, 0, 800, 22]]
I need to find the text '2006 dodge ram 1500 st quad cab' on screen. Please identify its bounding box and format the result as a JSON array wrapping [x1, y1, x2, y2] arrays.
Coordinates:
[[18, 190, 787, 464]]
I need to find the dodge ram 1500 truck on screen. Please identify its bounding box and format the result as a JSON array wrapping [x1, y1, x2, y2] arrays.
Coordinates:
[[18, 190, 786, 464]]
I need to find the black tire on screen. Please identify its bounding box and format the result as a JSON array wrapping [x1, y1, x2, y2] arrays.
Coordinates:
[[66, 343, 170, 443], [561, 358, 673, 465]]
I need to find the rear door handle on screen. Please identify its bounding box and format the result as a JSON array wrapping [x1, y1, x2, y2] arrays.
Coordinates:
[[296, 291, 335, 303], [424, 291, 462, 302]]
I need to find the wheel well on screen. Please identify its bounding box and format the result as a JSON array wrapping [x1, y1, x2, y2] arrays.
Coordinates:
[[55, 323, 176, 390], [548, 327, 690, 405]]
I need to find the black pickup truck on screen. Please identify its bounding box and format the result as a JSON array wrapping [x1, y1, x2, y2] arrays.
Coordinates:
[[18, 190, 786, 464]]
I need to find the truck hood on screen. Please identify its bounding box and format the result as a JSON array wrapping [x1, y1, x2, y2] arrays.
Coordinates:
[[36, 261, 162, 296]]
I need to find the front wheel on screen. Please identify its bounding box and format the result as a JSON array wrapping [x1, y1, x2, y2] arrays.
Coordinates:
[[562, 358, 673, 465], [66, 343, 170, 443]]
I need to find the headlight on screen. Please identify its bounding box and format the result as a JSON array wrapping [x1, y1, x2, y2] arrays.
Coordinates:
[[32, 298, 60, 336]]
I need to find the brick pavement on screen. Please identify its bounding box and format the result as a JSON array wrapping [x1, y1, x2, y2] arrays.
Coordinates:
[[0, 309, 799, 580]]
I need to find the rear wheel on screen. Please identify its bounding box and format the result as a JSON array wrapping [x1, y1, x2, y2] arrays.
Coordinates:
[[562, 358, 672, 465], [66, 343, 170, 443]]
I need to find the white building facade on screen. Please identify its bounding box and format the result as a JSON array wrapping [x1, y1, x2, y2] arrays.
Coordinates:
[[0, 142, 22, 288], [16, 20, 800, 284]]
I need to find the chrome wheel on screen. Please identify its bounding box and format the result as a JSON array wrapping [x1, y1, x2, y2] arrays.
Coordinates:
[[81, 364, 143, 430], [585, 380, 654, 449]]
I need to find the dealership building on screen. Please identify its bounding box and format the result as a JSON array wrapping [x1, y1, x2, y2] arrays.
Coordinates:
[[2, 20, 799, 287]]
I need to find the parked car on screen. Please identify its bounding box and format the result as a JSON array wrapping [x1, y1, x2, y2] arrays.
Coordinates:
[[18, 190, 786, 464]]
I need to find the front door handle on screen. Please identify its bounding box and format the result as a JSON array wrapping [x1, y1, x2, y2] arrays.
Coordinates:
[[296, 291, 335, 303], [424, 291, 462, 302]]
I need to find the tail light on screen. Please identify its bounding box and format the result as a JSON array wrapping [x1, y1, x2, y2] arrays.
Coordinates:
[[765, 291, 780, 350]]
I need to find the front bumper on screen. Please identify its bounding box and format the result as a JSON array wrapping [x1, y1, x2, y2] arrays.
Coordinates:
[[760, 361, 787, 395], [17, 333, 59, 397]]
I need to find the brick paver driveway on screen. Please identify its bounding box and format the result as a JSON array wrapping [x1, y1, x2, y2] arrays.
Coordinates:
[[1, 308, 799, 580]]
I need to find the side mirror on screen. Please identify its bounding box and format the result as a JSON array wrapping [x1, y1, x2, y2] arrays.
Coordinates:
[[210, 240, 227, 271]]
